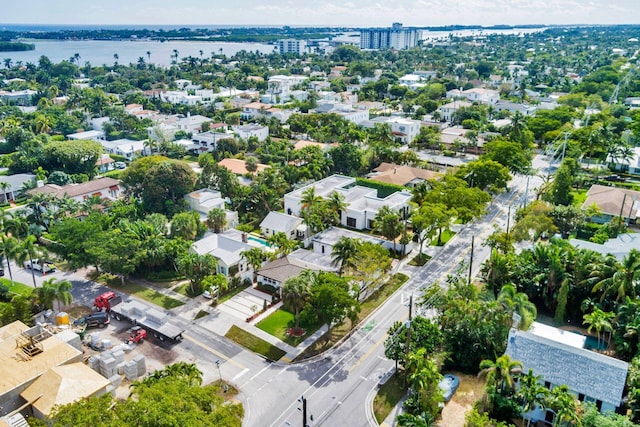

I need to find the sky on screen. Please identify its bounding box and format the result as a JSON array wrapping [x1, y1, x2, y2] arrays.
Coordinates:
[[2, 0, 640, 27]]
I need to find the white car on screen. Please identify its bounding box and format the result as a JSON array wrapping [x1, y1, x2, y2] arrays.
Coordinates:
[[24, 259, 56, 273]]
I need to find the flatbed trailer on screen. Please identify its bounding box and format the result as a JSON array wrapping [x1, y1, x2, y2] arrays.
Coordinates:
[[94, 292, 184, 343]]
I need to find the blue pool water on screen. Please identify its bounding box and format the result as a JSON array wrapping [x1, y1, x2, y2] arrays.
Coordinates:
[[248, 236, 271, 247]]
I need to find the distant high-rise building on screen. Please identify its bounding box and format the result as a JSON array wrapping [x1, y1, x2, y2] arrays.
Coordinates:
[[277, 39, 306, 55], [360, 23, 421, 50]]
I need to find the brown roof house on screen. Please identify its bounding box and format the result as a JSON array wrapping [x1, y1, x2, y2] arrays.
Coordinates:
[[27, 177, 122, 203], [581, 184, 640, 224], [370, 163, 441, 188]]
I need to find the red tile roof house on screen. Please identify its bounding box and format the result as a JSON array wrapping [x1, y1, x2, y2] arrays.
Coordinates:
[[27, 177, 122, 203]]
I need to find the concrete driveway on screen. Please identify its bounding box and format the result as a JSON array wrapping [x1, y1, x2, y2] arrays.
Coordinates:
[[217, 287, 274, 321]]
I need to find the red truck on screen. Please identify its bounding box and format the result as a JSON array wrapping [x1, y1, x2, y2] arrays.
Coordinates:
[[94, 292, 184, 343]]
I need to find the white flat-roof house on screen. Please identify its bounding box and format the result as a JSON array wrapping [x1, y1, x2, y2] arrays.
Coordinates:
[[101, 139, 146, 160], [67, 130, 106, 141], [261, 75, 308, 104], [506, 323, 629, 418], [190, 130, 233, 153], [438, 101, 472, 122], [446, 88, 500, 105], [362, 116, 421, 144], [232, 124, 269, 142], [184, 188, 238, 230], [284, 174, 412, 230]]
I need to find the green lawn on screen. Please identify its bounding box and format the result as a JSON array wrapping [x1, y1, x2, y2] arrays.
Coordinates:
[[225, 325, 287, 361], [0, 279, 32, 296], [95, 273, 185, 309], [571, 189, 588, 207], [373, 373, 406, 423], [432, 230, 456, 246], [256, 309, 319, 346]]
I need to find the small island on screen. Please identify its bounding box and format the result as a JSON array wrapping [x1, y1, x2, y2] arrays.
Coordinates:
[[0, 41, 35, 52]]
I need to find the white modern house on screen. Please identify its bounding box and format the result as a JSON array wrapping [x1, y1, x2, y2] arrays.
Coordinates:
[[446, 88, 500, 105], [362, 116, 421, 144], [184, 188, 238, 229], [261, 75, 307, 104], [232, 124, 269, 142], [67, 130, 106, 141], [284, 174, 412, 230], [191, 130, 233, 153], [438, 100, 472, 122], [100, 139, 146, 160]]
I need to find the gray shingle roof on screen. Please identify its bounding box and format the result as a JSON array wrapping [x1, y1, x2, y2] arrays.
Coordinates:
[[505, 329, 629, 407]]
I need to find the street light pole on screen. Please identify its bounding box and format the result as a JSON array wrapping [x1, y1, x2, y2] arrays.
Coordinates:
[[215, 359, 221, 381], [403, 294, 413, 387], [299, 395, 308, 427], [468, 235, 475, 285]]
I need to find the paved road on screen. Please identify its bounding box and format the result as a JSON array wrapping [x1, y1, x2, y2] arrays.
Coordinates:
[[240, 159, 546, 427], [9, 155, 546, 427]]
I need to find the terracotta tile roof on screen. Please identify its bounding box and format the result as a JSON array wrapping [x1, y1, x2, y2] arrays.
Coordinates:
[[218, 158, 270, 175], [370, 163, 441, 186], [28, 177, 120, 199]]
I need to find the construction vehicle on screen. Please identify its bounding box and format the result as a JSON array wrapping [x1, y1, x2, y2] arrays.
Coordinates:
[[94, 291, 184, 343], [126, 326, 147, 344]]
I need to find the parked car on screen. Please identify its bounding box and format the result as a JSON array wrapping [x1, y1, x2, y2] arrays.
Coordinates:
[[115, 161, 126, 169], [74, 312, 110, 328]]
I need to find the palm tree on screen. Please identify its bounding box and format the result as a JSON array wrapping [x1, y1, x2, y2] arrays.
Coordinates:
[[583, 307, 614, 349], [113, 53, 119, 67], [478, 354, 523, 396], [267, 232, 297, 258], [146, 51, 151, 63], [205, 208, 227, 233], [374, 206, 403, 256], [241, 247, 266, 282], [300, 187, 323, 212], [326, 191, 347, 224], [0, 234, 19, 285], [396, 412, 434, 427], [15, 235, 41, 288], [546, 384, 580, 427], [497, 283, 537, 330], [518, 369, 549, 427], [331, 236, 361, 275], [34, 278, 73, 312], [592, 249, 640, 302], [281, 273, 311, 334]]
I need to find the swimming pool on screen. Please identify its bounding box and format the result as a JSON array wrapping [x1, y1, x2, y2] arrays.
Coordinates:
[[569, 331, 608, 351], [248, 235, 271, 247]]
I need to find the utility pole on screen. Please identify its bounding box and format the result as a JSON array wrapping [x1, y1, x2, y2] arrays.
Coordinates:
[[468, 236, 475, 285], [618, 193, 627, 236], [298, 395, 311, 427], [506, 205, 511, 236], [403, 294, 413, 387]]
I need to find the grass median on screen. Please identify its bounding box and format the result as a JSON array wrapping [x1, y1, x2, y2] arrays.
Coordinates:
[[225, 325, 287, 361]]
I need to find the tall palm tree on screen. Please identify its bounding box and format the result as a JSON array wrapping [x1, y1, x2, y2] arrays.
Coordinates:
[[331, 236, 361, 275], [34, 278, 73, 312], [15, 235, 41, 288], [300, 187, 323, 212], [205, 208, 227, 233], [497, 283, 537, 330], [583, 307, 614, 348], [0, 234, 19, 285], [241, 247, 266, 282], [592, 249, 640, 302], [281, 273, 311, 334], [326, 191, 348, 224], [478, 354, 523, 396]]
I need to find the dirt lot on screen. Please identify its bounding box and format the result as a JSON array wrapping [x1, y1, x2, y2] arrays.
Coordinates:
[[67, 304, 189, 399], [438, 372, 486, 427]]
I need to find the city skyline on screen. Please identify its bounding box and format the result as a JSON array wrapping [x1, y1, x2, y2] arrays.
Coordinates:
[[2, 0, 640, 28]]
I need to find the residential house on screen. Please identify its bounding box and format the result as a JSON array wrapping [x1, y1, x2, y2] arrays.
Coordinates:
[[493, 100, 537, 116], [28, 177, 122, 202], [438, 100, 472, 122], [241, 102, 273, 121], [314, 102, 369, 124], [369, 163, 441, 187], [505, 323, 629, 417], [256, 248, 336, 290], [284, 174, 412, 230], [259, 211, 303, 240], [101, 138, 146, 160], [218, 158, 270, 176], [232, 124, 269, 142], [398, 74, 422, 86], [609, 146, 640, 175], [191, 129, 233, 153], [95, 154, 115, 174], [0, 322, 83, 417], [261, 75, 307, 104], [192, 229, 271, 280], [581, 184, 639, 224], [0, 89, 37, 106], [310, 226, 388, 256], [446, 87, 500, 105], [184, 188, 238, 229], [66, 130, 106, 141], [363, 116, 421, 144], [0, 173, 35, 202], [20, 363, 110, 419]]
